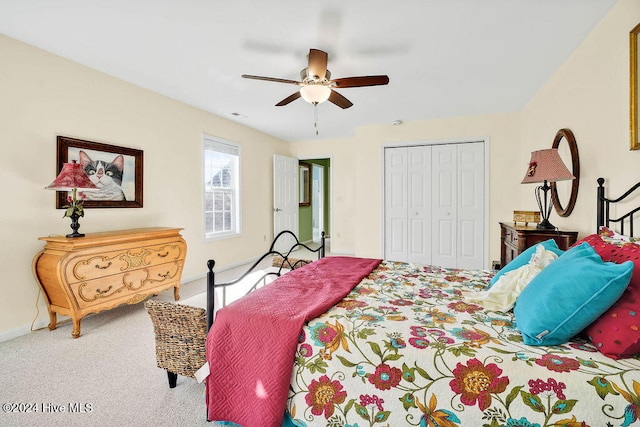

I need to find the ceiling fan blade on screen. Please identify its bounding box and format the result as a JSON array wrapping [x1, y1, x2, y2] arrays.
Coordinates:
[[331, 75, 390, 88], [328, 90, 353, 109], [242, 74, 301, 85], [275, 91, 302, 106], [307, 49, 328, 80]]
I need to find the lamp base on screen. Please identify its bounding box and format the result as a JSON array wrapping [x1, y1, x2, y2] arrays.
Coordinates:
[[533, 181, 556, 230], [536, 218, 556, 230], [67, 212, 85, 238]]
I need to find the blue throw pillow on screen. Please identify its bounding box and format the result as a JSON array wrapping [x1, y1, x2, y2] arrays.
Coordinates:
[[514, 242, 634, 346], [490, 239, 564, 286]]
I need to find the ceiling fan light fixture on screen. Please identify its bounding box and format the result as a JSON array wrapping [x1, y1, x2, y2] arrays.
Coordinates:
[[299, 84, 331, 104]]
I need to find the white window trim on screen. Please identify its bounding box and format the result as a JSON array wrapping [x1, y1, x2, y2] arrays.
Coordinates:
[[203, 134, 242, 240]]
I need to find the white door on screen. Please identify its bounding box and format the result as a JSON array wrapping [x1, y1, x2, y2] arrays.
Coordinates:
[[273, 155, 299, 252], [384, 148, 408, 261], [312, 164, 324, 242], [431, 145, 457, 267], [431, 143, 484, 268], [456, 142, 485, 269], [407, 146, 432, 264], [384, 141, 485, 269]]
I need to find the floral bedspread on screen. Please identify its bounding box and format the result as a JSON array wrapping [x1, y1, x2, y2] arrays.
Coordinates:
[[286, 261, 640, 427]]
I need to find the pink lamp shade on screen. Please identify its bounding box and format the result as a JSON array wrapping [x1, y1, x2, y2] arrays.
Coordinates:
[[45, 161, 98, 191], [521, 149, 575, 184]]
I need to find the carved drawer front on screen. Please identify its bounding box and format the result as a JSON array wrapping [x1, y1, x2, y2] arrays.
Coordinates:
[[68, 261, 183, 309], [66, 242, 185, 284]]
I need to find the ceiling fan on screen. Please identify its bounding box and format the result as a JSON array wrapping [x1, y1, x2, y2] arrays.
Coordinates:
[[242, 48, 389, 109]]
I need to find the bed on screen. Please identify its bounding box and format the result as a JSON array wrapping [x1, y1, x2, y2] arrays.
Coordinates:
[[205, 178, 640, 427]]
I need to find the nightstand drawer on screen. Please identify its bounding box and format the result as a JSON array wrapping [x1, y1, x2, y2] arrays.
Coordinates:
[[504, 228, 518, 246], [499, 222, 578, 268]]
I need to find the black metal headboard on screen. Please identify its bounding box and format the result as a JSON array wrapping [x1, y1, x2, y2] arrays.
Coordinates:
[[597, 177, 640, 236]]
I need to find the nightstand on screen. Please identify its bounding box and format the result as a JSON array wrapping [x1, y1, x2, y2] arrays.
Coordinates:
[[499, 222, 578, 268]]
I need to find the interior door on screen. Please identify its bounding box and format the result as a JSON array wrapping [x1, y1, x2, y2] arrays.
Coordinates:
[[456, 142, 485, 269], [384, 141, 486, 269], [384, 146, 432, 264], [384, 148, 408, 261], [431, 143, 485, 269], [273, 155, 299, 252], [312, 164, 324, 242], [407, 146, 432, 264], [431, 145, 457, 268]]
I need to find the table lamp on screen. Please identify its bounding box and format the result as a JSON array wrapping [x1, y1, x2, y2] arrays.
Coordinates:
[[45, 160, 98, 237], [521, 148, 575, 230]]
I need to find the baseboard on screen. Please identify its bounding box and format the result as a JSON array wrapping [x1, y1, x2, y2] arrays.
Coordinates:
[[0, 318, 52, 343], [2, 254, 274, 343]]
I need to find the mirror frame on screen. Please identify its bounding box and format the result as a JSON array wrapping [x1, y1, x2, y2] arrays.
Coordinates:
[[550, 128, 580, 217], [299, 162, 311, 207], [631, 23, 640, 150]]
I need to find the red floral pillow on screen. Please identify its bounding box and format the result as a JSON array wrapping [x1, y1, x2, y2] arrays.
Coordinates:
[[579, 234, 640, 359]]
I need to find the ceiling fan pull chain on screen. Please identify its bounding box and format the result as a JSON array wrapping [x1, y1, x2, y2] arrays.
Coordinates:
[[314, 103, 319, 135]]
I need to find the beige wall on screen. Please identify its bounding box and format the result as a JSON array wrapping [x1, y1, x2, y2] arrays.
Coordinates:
[[0, 34, 289, 339], [293, 0, 640, 263], [2, 0, 639, 340], [291, 113, 522, 262], [521, 0, 640, 235]]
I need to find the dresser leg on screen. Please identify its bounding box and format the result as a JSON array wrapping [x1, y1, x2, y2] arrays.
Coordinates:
[[173, 286, 180, 301], [71, 318, 81, 339], [47, 311, 57, 331]]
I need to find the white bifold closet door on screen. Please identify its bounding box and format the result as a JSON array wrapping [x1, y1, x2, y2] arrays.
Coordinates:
[[384, 142, 485, 269]]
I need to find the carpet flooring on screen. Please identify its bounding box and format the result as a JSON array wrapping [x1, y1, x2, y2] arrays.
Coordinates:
[[1, 242, 328, 427], [1, 275, 213, 427]]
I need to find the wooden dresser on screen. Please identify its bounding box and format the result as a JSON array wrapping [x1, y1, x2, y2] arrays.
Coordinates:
[[499, 222, 578, 268], [33, 227, 187, 338]]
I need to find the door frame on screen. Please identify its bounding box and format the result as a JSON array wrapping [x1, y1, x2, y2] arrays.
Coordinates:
[[381, 137, 490, 268], [299, 156, 332, 244], [311, 163, 325, 242]]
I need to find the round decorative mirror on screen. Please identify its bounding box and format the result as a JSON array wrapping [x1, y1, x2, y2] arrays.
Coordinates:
[[550, 128, 580, 217]]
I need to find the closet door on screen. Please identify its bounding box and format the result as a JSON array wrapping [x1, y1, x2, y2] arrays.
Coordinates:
[[384, 148, 408, 262], [457, 142, 485, 269], [431, 145, 457, 267], [384, 142, 485, 269], [384, 146, 432, 264], [407, 146, 432, 264], [431, 143, 484, 269]]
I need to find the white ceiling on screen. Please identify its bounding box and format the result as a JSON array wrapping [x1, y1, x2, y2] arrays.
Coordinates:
[[0, 0, 618, 142]]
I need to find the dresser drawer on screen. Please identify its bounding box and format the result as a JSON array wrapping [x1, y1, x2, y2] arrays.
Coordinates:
[[503, 228, 518, 246], [65, 242, 185, 283], [68, 261, 183, 309]]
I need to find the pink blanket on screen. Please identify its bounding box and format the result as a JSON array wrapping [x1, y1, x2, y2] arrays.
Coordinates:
[[205, 256, 381, 427]]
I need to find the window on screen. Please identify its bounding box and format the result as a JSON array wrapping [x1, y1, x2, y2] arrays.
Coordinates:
[[203, 136, 240, 238]]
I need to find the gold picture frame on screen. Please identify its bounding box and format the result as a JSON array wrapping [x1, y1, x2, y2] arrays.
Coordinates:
[[631, 23, 640, 150], [299, 162, 311, 207]]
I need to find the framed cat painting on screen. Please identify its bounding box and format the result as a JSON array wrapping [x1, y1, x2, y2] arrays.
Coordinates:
[[55, 136, 143, 209]]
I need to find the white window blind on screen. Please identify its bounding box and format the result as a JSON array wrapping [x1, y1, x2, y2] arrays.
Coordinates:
[[203, 136, 240, 238]]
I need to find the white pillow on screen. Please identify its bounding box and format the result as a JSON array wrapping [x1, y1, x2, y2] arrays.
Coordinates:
[[466, 244, 557, 312]]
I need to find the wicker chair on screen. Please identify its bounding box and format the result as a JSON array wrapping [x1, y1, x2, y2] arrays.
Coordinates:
[[145, 255, 313, 388], [144, 299, 206, 388]]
